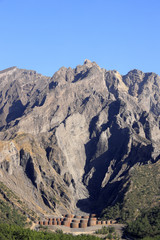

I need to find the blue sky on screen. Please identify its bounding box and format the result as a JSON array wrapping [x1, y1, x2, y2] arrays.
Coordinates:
[[0, 0, 160, 76]]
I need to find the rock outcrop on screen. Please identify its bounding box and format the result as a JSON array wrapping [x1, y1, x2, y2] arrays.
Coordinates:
[[0, 61, 160, 217]]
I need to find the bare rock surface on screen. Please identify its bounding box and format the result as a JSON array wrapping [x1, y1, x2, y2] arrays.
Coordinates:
[[0, 61, 160, 217]]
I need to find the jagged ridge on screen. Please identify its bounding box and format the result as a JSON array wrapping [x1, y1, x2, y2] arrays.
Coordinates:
[[0, 60, 160, 219]]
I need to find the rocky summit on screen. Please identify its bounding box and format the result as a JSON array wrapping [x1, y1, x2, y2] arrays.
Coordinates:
[[0, 60, 160, 219]]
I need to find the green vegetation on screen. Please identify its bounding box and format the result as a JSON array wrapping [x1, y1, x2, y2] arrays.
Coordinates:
[[55, 228, 63, 234], [0, 181, 37, 226], [125, 206, 160, 239], [0, 199, 27, 227], [95, 226, 114, 234], [101, 203, 123, 221], [101, 162, 160, 239], [141, 237, 160, 240], [0, 182, 19, 200], [94, 226, 120, 239], [0, 223, 102, 240], [101, 162, 160, 222]]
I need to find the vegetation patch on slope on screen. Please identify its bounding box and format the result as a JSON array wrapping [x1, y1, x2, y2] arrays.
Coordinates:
[[0, 182, 36, 226], [125, 206, 160, 239], [94, 226, 120, 239], [101, 162, 160, 222], [0, 200, 26, 227]]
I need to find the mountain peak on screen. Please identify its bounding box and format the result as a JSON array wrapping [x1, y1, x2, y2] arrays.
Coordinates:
[[84, 59, 91, 64], [83, 59, 94, 67]]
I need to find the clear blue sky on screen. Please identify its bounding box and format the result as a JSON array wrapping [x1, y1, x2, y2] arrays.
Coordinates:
[[0, 0, 160, 76]]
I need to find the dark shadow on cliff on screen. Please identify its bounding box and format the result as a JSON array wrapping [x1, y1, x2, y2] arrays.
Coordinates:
[[20, 149, 37, 188], [6, 100, 27, 123], [77, 99, 154, 214], [77, 100, 130, 213]]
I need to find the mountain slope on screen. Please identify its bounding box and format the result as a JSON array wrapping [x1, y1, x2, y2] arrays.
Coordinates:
[[0, 60, 160, 219]]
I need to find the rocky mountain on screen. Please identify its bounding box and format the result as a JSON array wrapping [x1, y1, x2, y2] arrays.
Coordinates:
[[0, 60, 160, 220]]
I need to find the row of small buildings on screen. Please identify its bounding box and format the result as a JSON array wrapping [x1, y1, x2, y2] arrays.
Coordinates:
[[38, 214, 116, 229]]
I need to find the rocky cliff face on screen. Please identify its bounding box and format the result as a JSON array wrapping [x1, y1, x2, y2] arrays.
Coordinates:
[[0, 60, 160, 218]]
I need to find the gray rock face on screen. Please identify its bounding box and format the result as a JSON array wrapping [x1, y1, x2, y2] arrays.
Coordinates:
[[0, 61, 160, 216]]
